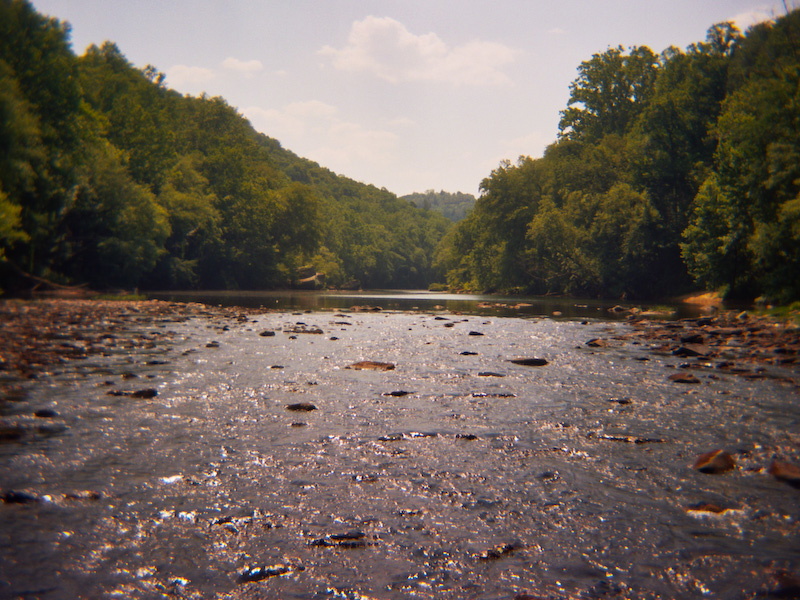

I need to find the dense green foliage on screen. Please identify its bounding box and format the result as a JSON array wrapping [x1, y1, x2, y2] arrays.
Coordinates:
[[400, 190, 476, 222], [438, 13, 800, 302], [0, 0, 450, 292]]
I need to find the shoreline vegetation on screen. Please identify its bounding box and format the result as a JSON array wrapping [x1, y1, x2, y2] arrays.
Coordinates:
[[2, 2, 799, 304]]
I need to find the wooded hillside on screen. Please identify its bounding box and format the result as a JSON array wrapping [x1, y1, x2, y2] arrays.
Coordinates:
[[435, 11, 800, 303], [0, 0, 450, 292]]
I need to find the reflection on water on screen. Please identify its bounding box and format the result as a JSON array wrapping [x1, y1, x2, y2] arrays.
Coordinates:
[[3, 308, 792, 599], [148, 289, 705, 320]]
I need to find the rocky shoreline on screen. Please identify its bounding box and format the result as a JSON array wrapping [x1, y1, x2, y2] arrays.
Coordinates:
[[0, 299, 258, 381], [616, 311, 800, 381], [1, 298, 797, 377]]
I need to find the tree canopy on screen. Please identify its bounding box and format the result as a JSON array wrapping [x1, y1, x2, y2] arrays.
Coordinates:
[[437, 12, 800, 302], [3, 1, 799, 303], [0, 0, 450, 293]]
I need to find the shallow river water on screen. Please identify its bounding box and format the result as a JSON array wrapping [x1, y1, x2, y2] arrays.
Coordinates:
[[1, 307, 799, 599]]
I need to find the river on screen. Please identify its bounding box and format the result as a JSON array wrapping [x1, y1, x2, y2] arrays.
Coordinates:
[[0, 294, 797, 599]]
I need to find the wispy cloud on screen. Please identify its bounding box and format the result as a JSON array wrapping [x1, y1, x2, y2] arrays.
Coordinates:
[[244, 101, 399, 175], [730, 7, 775, 31], [166, 64, 215, 87], [222, 57, 264, 76], [319, 16, 517, 85]]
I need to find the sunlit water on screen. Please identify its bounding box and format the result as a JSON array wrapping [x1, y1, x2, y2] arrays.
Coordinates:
[[147, 289, 709, 320], [1, 307, 798, 599]]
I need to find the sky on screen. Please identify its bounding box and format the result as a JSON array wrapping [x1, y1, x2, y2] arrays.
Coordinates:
[[31, 0, 791, 197]]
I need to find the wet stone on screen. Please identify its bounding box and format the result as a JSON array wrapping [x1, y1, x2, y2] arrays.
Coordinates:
[[693, 449, 736, 474], [309, 530, 368, 548], [0, 425, 25, 442], [672, 344, 710, 357], [468, 331, 484, 336], [239, 563, 304, 583], [668, 372, 701, 384], [768, 460, 800, 488], [259, 330, 276, 337], [348, 361, 395, 371], [1, 490, 40, 504], [685, 502, 736, 515], [286, 402, 317, 412], [509, 357, 549, 367], [382, 390, 412, 397], [478, 371, 505, 377], [34, 408, 59, 418], [478, 541, 522, 561]]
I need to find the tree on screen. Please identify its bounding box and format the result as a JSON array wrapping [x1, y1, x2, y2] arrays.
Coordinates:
[[61, 140, 170, 288], [559, 45, 659, 142]]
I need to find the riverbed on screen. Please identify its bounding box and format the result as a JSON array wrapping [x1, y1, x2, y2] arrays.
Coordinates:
[[0, 300, 798, 599]]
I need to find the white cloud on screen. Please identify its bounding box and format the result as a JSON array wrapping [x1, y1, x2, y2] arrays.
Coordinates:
[[243, 101, 399, 176], [730, 8, 775, 31], [319, 16, 516, 85], [166, 64, 215, 87], [244, 100, 337, 139], [222, 57, 264, 76]]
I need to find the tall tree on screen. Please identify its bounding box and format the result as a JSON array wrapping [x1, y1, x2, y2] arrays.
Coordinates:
[[559, 45, 659, 142]]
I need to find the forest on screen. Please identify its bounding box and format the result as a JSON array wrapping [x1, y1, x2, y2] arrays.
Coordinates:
[[436, 9, 800, 303], [1, 1, 799, 302], [400, 190, 476, 223], [0, 0, 451, 293]]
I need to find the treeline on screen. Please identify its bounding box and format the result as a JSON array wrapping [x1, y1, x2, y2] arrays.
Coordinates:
[[400, 190, 476, 222], [436, 11, 800, 303], [0, 0, 450, 292]]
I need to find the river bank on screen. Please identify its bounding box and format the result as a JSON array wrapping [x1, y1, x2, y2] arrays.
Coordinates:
[[1, 299, 799, 599], [1, 298, 797, 380]]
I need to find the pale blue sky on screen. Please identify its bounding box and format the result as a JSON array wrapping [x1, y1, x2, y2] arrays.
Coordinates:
[[32, 0, 789, 196]]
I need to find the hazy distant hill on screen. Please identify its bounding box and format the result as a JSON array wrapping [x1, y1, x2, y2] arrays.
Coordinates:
[[401, 190, 476, 222]]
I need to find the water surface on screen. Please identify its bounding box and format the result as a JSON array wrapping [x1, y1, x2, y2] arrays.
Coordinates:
[[1, 308, 797, 599]]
